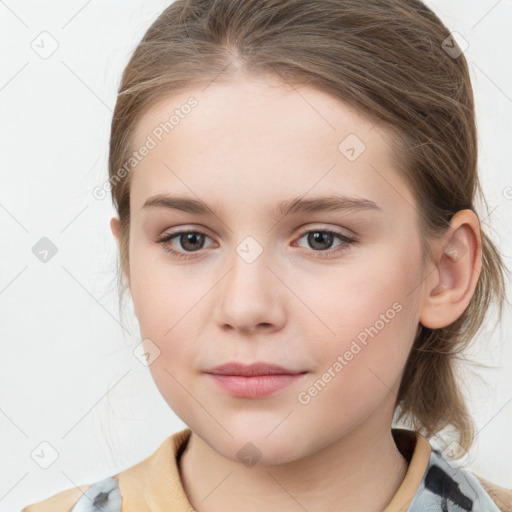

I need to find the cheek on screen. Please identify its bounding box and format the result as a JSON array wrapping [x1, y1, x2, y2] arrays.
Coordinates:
[[129, 239, 202, 336], [301, 237, 419, 334], [128, 245, 216, 401], [130, 262, 203, 418], [292, 300, 417, 437], [297, 241, 421, 395]]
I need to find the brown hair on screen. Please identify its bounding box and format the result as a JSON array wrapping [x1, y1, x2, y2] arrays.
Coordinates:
[[108, 0, 507, 454]]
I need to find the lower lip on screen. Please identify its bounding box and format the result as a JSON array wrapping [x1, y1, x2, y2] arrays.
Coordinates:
[[206, 373, 307, 398]]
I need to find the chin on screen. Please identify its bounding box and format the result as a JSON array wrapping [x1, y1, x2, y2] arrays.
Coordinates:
[[206, 423, 313, 467]]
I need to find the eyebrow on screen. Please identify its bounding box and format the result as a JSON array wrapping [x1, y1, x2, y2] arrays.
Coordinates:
[[141, 193, 381, 220]]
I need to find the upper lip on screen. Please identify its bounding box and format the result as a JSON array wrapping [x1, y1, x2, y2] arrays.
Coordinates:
[[204, 362, 306, 376]]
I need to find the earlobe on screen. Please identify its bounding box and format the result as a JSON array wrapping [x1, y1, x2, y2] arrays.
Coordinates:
[[419, 210, 482, 329]]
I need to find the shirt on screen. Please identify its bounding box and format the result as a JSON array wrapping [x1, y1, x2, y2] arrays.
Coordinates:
[[21, 427, 512, 512]]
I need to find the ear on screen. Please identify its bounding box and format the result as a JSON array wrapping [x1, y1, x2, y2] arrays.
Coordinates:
[[419, 209, 482, 329], [110, 216, 121, 243], [110, 216, 131, 291]]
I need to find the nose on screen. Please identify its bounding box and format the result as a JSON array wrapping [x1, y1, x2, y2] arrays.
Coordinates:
[[212, 245, 286, 335]]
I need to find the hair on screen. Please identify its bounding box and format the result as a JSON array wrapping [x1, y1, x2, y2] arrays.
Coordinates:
[[108, 0, 507, 454]]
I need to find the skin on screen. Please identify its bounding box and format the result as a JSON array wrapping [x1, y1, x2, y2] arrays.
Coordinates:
[[110, 74, 481, 512]]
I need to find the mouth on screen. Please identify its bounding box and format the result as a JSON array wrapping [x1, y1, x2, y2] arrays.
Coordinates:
[[204, 362, 308, 398], [204, 361, 306, 376]]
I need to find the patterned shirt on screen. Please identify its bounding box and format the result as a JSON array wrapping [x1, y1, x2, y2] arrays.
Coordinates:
[[22, 428, 511, 512]]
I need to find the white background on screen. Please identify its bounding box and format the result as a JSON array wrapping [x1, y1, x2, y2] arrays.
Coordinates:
[[0, 1, 511, 510]]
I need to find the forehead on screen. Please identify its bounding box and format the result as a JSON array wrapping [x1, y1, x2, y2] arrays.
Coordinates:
[[128, 76, 414, 216]]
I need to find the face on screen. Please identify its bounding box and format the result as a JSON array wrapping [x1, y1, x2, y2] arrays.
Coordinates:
[[122, 74, 425, 464]]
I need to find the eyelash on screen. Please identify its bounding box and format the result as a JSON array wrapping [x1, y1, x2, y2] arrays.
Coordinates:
[[156, 227, 356, 260]]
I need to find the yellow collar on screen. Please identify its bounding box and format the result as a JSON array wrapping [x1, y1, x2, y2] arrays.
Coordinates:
[[116, 427, 432, 511]]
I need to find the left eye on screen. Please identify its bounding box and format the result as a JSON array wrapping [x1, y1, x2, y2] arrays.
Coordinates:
[[294, 228, 355, 257], [156, 227, 355, 260]]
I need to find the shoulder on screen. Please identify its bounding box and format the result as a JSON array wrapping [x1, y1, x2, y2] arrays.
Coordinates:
[[473, 473, 512, 512], [20, 476, 121, 512], [416, 446, 512, 512], [20, 429, 192, 512]]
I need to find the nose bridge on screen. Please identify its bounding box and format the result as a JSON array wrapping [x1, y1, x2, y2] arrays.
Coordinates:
[[225, 234, 272, 302], [214, 234, 285, 331]]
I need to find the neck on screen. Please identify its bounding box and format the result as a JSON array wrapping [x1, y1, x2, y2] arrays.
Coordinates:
[[178, 402, 409, 512]]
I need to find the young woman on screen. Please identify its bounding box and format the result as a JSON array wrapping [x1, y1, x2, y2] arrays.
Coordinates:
[[22, 0, 510, 510]]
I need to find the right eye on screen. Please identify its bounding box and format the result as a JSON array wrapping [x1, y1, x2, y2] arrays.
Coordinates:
[[156, 230, 216, 260]]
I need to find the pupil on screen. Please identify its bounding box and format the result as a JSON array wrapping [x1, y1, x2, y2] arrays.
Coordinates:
[[309, 231, 333, 250], [182, 233, 203, 250]]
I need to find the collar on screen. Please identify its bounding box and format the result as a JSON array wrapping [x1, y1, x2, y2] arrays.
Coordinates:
[[64, 427, 501, 512], [384, 428, 432, 511], [116, 427, 433, 511]]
